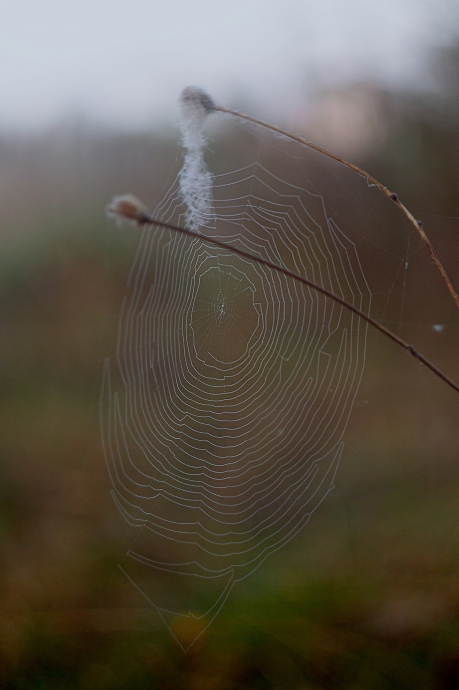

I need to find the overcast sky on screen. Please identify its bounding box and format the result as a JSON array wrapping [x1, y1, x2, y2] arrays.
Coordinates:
[[0, 0, 456, 131]]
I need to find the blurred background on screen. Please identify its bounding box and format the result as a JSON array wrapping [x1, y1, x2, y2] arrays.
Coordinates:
[[1, 1, 459, 688]]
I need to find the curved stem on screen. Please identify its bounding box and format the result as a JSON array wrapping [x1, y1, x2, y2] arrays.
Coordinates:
[[213, 105, 459, 313], [136, 212, 459, 395]]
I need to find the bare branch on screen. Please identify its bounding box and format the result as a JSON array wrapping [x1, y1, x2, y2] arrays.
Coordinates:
[[108, 197, 459, 396], [213, 104, 459, 313]]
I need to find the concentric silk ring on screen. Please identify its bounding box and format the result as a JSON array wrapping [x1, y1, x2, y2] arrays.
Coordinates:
[[101, 162, 371, 648]]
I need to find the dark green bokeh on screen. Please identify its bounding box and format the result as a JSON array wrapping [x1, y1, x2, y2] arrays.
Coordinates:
[[1, 47, 459, 689]]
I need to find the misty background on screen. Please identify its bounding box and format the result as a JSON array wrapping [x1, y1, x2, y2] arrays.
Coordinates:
[[1, 1, 459, 688], [0, 0, 457, 132]]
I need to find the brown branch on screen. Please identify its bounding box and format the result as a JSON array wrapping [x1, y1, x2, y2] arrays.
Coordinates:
[[107, 194, 459, 395], [213, 105, 459, 313]]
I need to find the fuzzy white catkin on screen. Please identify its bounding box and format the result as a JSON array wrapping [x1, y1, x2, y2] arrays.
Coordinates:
[[179, 86, 215, 231]]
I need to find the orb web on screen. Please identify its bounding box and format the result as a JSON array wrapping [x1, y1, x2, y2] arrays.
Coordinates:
[[100, 129, 372, 649]]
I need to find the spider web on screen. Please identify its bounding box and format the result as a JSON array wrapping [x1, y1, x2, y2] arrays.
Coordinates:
[[100, 118, 374, 650]]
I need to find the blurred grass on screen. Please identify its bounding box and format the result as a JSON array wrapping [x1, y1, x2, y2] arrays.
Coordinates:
[[1, 60, 459, 688]]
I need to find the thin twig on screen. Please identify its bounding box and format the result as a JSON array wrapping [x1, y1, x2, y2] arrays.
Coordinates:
[[213, 105, 459, 313], [131, 211, 459, 395]]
